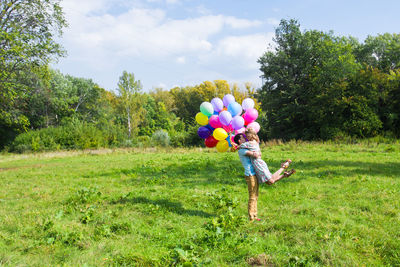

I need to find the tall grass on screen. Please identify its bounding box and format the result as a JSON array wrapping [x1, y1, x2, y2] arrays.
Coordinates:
[[0, 142, 399, 266]]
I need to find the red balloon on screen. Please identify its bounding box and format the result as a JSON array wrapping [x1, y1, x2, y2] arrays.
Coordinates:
[[242, 114, 250, 126], [205, 136, 218, 148]]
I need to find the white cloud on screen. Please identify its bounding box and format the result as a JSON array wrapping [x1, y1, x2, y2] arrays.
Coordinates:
[[57, 0, 270, 89], [166, 0, 180, 4], [176, 56, 186, 64], [195, 5, 212, 15], [267, 18, 280, 26], [62, 4, 263, 60], [147, 0, 180, 4], [225, 16, 262, 29], [200, 32, 275, 69]]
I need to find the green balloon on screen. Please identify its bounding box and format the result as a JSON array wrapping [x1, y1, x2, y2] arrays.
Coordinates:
[[200, 102, 214, 117]]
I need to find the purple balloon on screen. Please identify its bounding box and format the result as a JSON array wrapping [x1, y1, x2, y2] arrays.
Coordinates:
[[211, 98, 224, 112], [197, 126, 211, 139], [219, 110, 232, 126], [231, 116, 245, 130], [223, 94, 235, 107]]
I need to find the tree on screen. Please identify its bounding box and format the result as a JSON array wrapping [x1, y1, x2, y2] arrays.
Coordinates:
[[138, 94, 182, 137], [258, 19, 360, 140], [387, 69, 400, 136], [170, 85, 203, 125], [0, 0, 67, 147], [117, 71, 145, 138], [355, 33, 400, 72]]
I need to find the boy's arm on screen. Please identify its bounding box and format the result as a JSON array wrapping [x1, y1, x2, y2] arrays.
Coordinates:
[[245, 150, 260, 158]]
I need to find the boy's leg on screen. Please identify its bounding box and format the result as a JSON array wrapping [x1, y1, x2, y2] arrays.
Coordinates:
[[245, 175, 259, 220]]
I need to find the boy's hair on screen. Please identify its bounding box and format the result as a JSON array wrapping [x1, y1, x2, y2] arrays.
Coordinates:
[[245, 128, 260, 143], [233, 133, 245, 145]]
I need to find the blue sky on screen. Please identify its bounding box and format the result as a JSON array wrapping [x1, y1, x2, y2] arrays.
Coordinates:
[[53, 0, 400, 92]]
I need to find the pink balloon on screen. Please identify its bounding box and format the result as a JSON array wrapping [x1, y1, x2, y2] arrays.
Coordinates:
[[235, 127, 246, 134], [209, 115, 223, 128], [247, 121, 260, 133], [243, 108, 258, 123]]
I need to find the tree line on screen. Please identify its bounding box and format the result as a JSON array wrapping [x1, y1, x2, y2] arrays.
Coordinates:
[[258, 19, 400, 140], [1, 1, 399, 151]]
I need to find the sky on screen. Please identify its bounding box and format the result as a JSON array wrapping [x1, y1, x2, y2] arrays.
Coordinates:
[[53, 0, 400, 92]]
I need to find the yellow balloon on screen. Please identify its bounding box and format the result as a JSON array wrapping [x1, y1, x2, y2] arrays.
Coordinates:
[[216, 140, 229, 152], [195, 112, 208, 125], [213, 128, 228, 141]]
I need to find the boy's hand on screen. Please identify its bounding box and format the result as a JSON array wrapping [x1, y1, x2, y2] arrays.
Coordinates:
[[230, 143, 238, 152], [253, 151, 261, 158]]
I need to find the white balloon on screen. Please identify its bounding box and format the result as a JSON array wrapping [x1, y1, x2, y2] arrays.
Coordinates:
[[242, 98, 255, 110]]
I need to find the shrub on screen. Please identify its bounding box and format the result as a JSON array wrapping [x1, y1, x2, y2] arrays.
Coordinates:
[[151, 130, 170, 147], [169, 131, 187, 147], [136, 135, 150, 147], [10, 121, 127, 152]]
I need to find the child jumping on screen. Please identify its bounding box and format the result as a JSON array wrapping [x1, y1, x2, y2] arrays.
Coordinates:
[[238, 128, 296, 184]]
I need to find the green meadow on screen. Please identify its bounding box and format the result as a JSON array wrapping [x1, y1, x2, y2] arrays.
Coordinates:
[[0, 142, 399, 266]]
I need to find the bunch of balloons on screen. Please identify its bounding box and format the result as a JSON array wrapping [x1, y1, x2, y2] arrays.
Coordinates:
[[195, 94, 260, 152]]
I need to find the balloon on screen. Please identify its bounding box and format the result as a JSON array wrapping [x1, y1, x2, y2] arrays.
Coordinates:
[[219, 110, 232, 126], [197, 126, 211, 139], [223, 124, 233, 134], [247, 121, 260, 133], [227, 102, 242, 117], [195, 112, 209, 125], [231, 116, 244, 130], [235, 127, 246, 134], [213, 128, 228, 141], [216, 140, 229, 152], [211, 98, 224, 112], [242, 114, 249, 126], [205, 124, 215, 132], [226, 135, 235, 147], [243, 108, 258, 123], [223, 94, 235, 107], [242, 98, 255, 110], [200, 102, 214, 117], [196, 96, 260, 152], [205, 136, 218, 148], [209, 115, 223, 129]]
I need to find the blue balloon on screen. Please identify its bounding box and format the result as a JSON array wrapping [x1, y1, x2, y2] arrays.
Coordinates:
[[228, 102, 242, 117], [205, 124, 215, 132], [226, 135, 232, 147]]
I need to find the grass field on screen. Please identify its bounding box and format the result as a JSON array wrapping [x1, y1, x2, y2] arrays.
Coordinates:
[[0, 141, 399, 266]]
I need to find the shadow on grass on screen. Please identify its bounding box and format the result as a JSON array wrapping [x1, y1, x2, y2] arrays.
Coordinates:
[[83, 155, 400, 186], [293, 160, 400, 178], [112, 195, 214, 218]]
